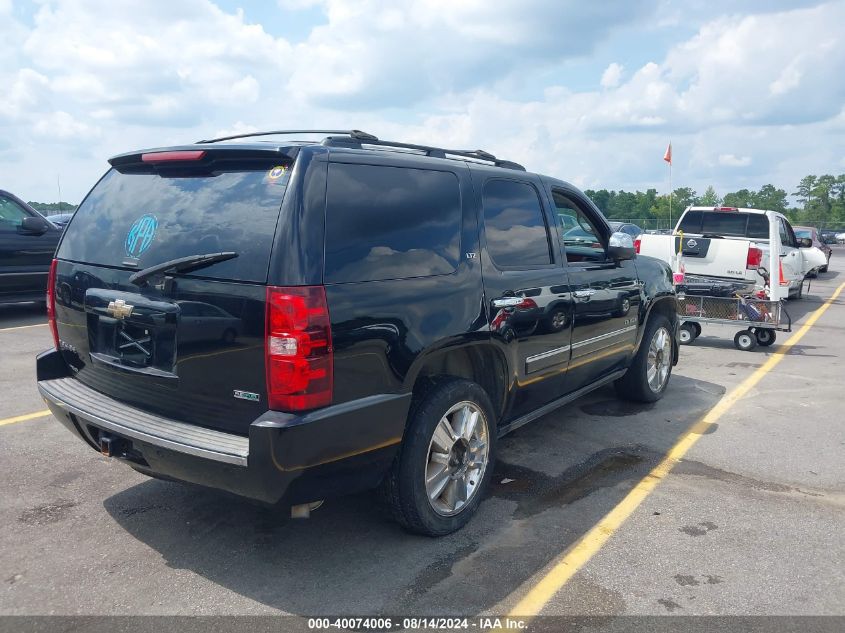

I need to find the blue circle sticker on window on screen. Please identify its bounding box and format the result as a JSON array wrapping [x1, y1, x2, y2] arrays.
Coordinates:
[[125, 214, 158, 258]]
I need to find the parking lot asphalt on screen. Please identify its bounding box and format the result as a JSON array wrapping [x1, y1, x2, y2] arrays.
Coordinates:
[[1, 253, 843, 618]]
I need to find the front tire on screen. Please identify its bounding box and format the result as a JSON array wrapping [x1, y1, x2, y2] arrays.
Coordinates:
[[615, 314, 674, 403], [380, 378, 496, 536], [734, 330, 757, 351]]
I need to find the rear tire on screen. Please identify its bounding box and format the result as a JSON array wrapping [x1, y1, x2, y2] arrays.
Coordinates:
[[679, 323, 696, 345], [615, 314, 673, 403], [380, 378, 496, 536], [755, 328, 776, 347]]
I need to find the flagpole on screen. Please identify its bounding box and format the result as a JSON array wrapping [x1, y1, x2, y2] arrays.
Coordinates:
[[658, 140, 672, 231], [663, 140, 673, 232]]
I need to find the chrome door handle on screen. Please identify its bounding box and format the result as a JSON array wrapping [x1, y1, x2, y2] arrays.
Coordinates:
[[573, 290, 596, 299], [492, 297, 524, 308]]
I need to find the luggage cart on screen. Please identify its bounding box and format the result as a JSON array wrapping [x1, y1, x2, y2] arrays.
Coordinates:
[[676, 294, 791, 351]]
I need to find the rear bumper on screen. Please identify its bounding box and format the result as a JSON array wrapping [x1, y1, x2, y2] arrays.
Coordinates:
[[37, 350, 410, 505]]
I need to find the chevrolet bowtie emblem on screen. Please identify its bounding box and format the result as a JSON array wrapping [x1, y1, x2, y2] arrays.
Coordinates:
[[107, 299, 134, 319]]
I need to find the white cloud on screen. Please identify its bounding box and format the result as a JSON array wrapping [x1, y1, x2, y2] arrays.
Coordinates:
[[21, 0, 292, 122], [718, 154, 753, 167], [33, 111, 100, 141], [600, 63, 624, 89], [277, 0, 326, 9], [286, 0, 652, 106], [1, 0, 844, 206]]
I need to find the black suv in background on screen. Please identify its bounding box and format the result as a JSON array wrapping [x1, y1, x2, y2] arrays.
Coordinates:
[[0, 190, 62, 305], [37, 130, 678, 536]]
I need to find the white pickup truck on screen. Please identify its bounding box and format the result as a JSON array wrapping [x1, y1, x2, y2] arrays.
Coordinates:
[[636, 206, 827, 301]]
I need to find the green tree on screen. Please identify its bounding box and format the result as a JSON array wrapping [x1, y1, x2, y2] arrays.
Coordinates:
[[585, 189, 611, 214], [672, 187, 697, 211], [793, 175, 816, 210], [722, 189, 754, 208], [753, 184, 788, 213], [697, 186, 721, 206]]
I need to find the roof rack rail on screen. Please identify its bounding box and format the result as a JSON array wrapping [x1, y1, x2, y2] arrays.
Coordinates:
[[194, 129, 525, 171], [321, 134, 526, 171], [195, 129, 378, 144]]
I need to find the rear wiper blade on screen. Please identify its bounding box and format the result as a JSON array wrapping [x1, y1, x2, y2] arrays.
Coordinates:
[[128, 252, 238, 286]]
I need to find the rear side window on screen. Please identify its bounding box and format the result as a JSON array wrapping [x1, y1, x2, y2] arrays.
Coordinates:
[[482, 179, 552, 267], [678, 211, 769, 239], [324, 163, 461, 284], [58, 162, 291, 282]]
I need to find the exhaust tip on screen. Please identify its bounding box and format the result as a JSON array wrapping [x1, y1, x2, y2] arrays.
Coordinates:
[[290, 500, 324, 519]]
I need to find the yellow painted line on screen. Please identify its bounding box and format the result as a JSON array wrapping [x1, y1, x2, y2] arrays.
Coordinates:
[[0, 323, 48, 332], [0, 410, 52, 427], [505, 281, 845, 619]]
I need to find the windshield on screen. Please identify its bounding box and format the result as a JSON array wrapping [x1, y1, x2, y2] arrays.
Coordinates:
[[794, 229, 812, 239], [58, 161, 291, 282]]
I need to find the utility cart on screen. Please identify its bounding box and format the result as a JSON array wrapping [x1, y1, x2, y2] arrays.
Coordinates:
[[676, 291, 791, 351]]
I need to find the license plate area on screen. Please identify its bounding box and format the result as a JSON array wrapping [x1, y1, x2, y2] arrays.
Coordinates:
[[85, 289, 178, 378]]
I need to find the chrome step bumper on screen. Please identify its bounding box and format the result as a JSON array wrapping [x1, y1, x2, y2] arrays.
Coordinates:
[[38, 377, 249, 466]]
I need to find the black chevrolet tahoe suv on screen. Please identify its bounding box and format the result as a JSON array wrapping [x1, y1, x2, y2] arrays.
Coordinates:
[[37, 130, 678, 536]]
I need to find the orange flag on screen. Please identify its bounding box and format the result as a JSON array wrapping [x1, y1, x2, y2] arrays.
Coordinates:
[[663, 142, 672, 164]]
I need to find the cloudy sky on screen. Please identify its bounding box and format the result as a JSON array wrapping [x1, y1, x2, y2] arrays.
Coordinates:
[[2, 0, 844, 204]]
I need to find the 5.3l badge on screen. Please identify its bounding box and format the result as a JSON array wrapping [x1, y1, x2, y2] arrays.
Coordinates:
[[233, 390, 260, 403]]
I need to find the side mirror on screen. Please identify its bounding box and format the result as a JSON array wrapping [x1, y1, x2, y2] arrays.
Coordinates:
[[19, 216, 49, 235], [608, 231, 635, 261], [797, 237, 812, 248]]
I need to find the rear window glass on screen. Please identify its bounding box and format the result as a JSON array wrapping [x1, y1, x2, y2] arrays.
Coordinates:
[[58, 163, 290, 282], [324, 163, 461, 284], [678, 211, 769, 239]]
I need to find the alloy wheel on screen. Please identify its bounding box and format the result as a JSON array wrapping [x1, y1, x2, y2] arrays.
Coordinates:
[[647, 326, 672, 392], [425, 401, 490, 516]]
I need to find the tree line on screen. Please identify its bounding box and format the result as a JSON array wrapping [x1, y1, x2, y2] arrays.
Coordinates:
[[28, 201, 76, 213], [584, 173, 845, 229], [26, 173, 845, 229]]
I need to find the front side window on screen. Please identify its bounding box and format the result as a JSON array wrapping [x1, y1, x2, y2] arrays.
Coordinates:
[[778, 218, 791, 246], [324, 163, 462, 284], [552, 191, 607, 263], [782, 219, 798, 247], [0, 196, 29, 230], [482, 179, 552, 268]]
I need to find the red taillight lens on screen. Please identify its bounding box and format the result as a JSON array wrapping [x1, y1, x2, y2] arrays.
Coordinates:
[[141, 150, 206, 163], [265, 286, 333, 411], [746, 246, 763, 269], [46, 258, 59, 350], [634, 238, 641, 254]]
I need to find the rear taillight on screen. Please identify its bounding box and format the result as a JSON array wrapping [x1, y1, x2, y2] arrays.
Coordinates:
[[634, 238, 641, 254], [265, 286, 333, 411], [746, 246, 763, 269], [46, 258, 59, 350]]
